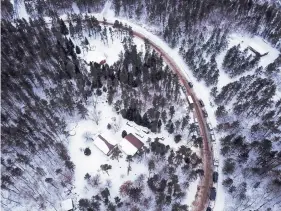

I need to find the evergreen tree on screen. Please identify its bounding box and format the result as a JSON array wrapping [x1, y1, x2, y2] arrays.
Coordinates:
[[100, 164, 112, 175], [76, 45, 81, 54], [60, 19, 69, 35]]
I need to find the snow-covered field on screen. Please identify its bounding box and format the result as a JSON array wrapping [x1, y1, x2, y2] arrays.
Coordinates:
[[66, 89, 200, 208], [67, 101, 198, 197]]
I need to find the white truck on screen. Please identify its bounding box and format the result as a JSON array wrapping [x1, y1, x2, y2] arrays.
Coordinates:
[[187, 95, 194, 108], [212, 142, 219, 167]]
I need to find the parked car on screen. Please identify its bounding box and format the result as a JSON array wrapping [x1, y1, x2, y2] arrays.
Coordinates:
[[209, 187, 216, 200], [213, 171, 218, 183], [202, 109, 208, 117], [188, 81, 193, 88], [198, 99, 204, 107], [207, 123, 213, 130], [213, 159, 219, 167], [211, 134, 215, 142], [206, 207, 212, 211]]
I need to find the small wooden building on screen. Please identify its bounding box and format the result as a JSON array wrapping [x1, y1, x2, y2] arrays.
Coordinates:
[[93, 135, 115, 156], [119, 133, 144, 156]]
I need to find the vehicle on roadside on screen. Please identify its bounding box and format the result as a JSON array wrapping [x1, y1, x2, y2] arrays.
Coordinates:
[[214, 159, 219, 167], [211, 134, 215, 142], [206, 207, 212, 211], [188, 81, 193, 88], [187, 95, 194, 109], [212, 142, 219, 167], [213, 171, 218, 183], [208, 200, 215, 209], [202, 108, 208, 117], [209, 187, 217, 200], [207, 123, 213, 130], [198, 99, 204, 107]]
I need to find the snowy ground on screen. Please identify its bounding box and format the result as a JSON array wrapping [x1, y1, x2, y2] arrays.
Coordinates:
[[13, 0, 29, 19], [215, 33, 280, 90], [65, 23, 200, 208], [87, 10, 280, 211], [76, 33, 145, 66], [12, 1, 280, 210], [67, 91, 200, 208]]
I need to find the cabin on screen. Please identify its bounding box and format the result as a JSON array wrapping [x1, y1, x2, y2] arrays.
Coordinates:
[[119, 133, 144, 156], [93, 135, 115, 156], [61, 199, 73, 211]]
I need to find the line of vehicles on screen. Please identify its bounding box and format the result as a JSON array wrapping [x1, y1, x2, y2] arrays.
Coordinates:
[[185, 81, 219, 211]]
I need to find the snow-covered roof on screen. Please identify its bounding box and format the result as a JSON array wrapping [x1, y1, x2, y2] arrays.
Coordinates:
[[119, 134, 144, 156], [119, 138, 139, 155], [94, 135, 115, 155], [61, 199, 73, 211]]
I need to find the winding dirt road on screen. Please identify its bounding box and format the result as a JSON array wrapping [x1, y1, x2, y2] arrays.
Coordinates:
[[99, 20, 214, 211], [141, 34, 214, 211], [133, 30, 213, 211]]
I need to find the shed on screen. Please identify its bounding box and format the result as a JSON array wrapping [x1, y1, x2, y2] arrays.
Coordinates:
[[93, 135, 115, 156], [61, 199, 73, 211], [119, 133, 144, 156]]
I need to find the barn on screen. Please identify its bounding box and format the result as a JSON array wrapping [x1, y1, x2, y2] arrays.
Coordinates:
[[93, 135, 115, 156], [119, 133, 144, 156]]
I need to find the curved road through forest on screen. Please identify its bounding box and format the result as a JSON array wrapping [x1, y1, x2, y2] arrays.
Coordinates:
[[98, 20, 214, 211]]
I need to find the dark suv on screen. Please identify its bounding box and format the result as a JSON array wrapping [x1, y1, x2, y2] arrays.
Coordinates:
[[188, 82, 193, 88], [209, 187, 216, 200], [213, 171, 218, 183], [198, 99, 204, 107]]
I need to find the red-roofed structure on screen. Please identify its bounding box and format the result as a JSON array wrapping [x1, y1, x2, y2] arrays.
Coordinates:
[[100, 60, 106, 65]]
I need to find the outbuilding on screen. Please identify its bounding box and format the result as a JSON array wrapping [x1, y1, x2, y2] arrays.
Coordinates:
[[93, 135, 115, 156], [119, 133, 144, 156]]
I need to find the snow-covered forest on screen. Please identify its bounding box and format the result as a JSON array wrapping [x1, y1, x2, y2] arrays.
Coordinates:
[[1, 7, 201, 211], [1, 0, 281, 211]]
